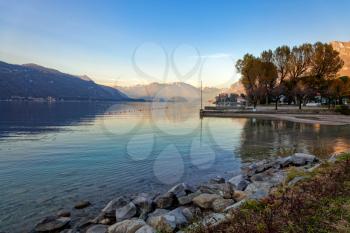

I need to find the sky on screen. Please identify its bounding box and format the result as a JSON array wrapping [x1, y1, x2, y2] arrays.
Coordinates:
[[0, 0, 350, 87]]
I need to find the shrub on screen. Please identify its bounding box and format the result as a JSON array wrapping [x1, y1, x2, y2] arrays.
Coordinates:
[[335, 105, 350, 115]]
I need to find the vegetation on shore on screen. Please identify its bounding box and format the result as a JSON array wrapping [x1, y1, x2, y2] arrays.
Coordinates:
[[236, 42, 350, 110], [189, 153, 350, 233]]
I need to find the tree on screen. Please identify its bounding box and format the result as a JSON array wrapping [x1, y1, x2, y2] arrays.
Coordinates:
[[327, 76, 350, 106], [286, 43, 313, 109], [310, 42, 344, 98], [263, 46, 291, 110], [236, 54, 277, 110]]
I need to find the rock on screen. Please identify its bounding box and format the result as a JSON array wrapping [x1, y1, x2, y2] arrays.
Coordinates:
[[35, 216, 71, 232], [222, 182, 234, 199], [108, 219, 146, 233], [177, 191, 201, 205], [86, 224, 108, 233], [135, 225, 156, 233], [209, 176, 225, 184], [277, 156, 293, 168], [192, 194, 220, 209], [181, 206, 201, 222], [212, 198, 235, 212], [57, 210, 71, 217], [59, 229, 74, 233], [202, 213, 226, 226], [233, 190, 247, 202], [102, 197, 130, 218], [147, 214, 176, 233], [154, 192, 176, 209], [224, 199, 247, 213], [115, 202, 137, 222], [199, 184, 222, 196], [307, 163, 321, 172], [147, 209, 169, 218], [74, 200, 91, 209], [288, 176, 305, 186], [245, 182, 272, 200], [228, 175, 249, 191], [291, 153, 317, 166], [167, 208, 188, 227], [132, 193, 154, 218], [168, 183, 195, 198], [146, 207, 188, 232], [100, 218, 111, 225]]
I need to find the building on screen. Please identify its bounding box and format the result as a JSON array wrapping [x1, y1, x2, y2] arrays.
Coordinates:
[[214, 93, 246, 107]]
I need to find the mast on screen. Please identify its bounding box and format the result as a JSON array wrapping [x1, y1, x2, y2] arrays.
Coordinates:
[[200, 79, 203, 110]]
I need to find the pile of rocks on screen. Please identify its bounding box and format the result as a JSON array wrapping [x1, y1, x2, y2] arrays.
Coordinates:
[[32, 153, 319, 233]]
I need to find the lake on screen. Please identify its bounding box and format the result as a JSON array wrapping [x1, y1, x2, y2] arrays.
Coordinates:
[[0, 102, 349, 232]]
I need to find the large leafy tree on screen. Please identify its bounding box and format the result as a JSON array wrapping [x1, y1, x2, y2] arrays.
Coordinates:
[[236, 54, 277, 109]]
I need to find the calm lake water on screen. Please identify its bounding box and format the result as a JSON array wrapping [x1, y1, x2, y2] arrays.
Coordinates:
[[0, 102, 349, 232]]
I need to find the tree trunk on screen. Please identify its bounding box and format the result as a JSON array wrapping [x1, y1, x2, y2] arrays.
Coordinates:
[[275, 97, 278, 110], [299, 99, 302, 110]]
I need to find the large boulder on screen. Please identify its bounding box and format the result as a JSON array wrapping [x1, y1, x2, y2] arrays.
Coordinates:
[[115, 202, 137, 222], [154, 192, 176, 209], [108, 219, 146, 233], [291, 153, 317, 166], [245, 182, 272, 200], [86, 224, 108, 233], [102, 197, 129, 218], [34, 216, 71, 232], [228, 175, 249, 191], [132, 193, 154, 218], [147, 209, 170, 218], [146, 207, 188, 232], [147, 214, 176, 233], [277, 156, 293, 168], [212, 198, 235, 212], [192, 194, 220, 209], [181, 206, 201, 222], [233, 190, 247, 202], [167, 183, 195, 198], [134, 225, 156, 233], [74, 200, 91, 209], [201, 213, 226, 227]]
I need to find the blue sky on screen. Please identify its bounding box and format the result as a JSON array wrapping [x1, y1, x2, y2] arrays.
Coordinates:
[[0, 0, 349, 87]]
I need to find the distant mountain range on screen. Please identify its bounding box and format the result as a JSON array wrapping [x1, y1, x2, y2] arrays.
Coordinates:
[[116, 81, 245, 103], [0, 61, 129, 101], [331, 41, 350, 77]]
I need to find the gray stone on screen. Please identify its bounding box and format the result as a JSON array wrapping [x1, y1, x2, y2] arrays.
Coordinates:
[[154, 192, 176, 209], [108, 219, 146, 233], [245, 182, 272, 200], [102, 196, 129, 218], [135, 225, 156, 233], [291, 153, 317, 166], [74, 200, 91, 209], [277, 156, 293, 168], [192, 193, 220, 209], [147, 214, 176, 233], [168, 183, 195, 198], [202, 213, 226, 226], [147, 209, 169, 218], [181, 206, 201, 222], [167, 208, 188, 227], [35, 216, 71, 232], [222, 182, 234, 199], [199, 184, 222, 196], [228, 175, 249, 191], [177, 191, 201, 205], [209, 176, 225, 184], [132, 193, 154, 218], [115, 202, 137, 222], [86, 224, 108, 233], [224, 199, 247, 213], [212, 198, 235, 213], [57, 210, 71, 217]]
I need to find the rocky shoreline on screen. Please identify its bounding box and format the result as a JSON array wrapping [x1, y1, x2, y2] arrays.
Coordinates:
[[31, 153, 323, 233]]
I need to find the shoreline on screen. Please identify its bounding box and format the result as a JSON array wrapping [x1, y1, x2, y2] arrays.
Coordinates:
[[201, 111, 350, 126], [29, 152, 330, 233]]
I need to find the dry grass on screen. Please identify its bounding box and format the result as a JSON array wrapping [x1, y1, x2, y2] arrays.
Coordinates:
[[188, 153, 350, 233]]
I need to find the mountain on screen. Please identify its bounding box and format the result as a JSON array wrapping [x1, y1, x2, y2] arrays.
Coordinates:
[[0, 61, 129, 101], [331, 41, 350, 77], [116, 81, 245, 103]]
